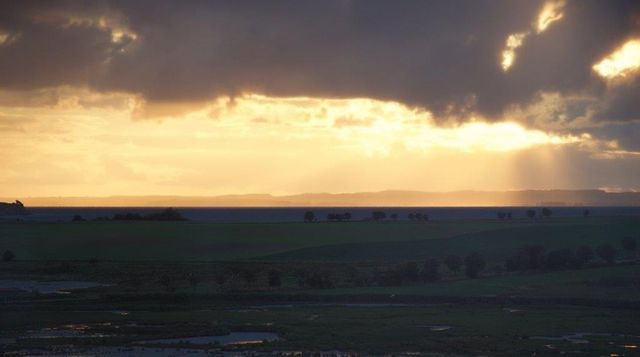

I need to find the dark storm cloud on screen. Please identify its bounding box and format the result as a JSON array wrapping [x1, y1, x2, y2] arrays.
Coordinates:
[[0, 0, 639, 121], [595, 81, 640, 122], [588, 121, 640, 152]]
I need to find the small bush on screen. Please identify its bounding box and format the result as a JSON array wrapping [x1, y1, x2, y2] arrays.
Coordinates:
[[422, 258, 440, 282], [596, 244, 617, 265], [464, 252, 486, 279], [2, 250, 15, 262], [444, 255, 462, 273], [267, 270, 282, 287]]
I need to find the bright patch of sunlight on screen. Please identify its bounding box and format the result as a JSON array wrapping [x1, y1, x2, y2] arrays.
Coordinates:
[[593, 39, 640, 80], [537, 0, 566, 33], [501, 32, 528, 71]]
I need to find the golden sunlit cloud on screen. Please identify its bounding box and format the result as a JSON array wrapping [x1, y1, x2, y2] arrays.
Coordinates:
[[0, 30, 19, 46], [32, 11, 137, 45], [593, 39, 640, 80], [0, 92, 587, 197], [405, 121, 582, 153], [501, 32, 528, 71], [536, 0, 566, 33], [500, 0, 566, 72]]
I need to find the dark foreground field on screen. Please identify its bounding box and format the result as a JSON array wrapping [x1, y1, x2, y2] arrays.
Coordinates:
[[1, 215, 639, 355]]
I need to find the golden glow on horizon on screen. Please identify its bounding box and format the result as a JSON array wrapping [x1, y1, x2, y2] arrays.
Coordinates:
[[501, 32, 527, 71], [537, 0, 566, 33], [0, 92, 587, 197], [593, 39, 640, 80]]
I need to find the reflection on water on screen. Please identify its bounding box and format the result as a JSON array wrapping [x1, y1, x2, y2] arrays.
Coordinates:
[[26, 325, 114, 339], [7, 346, 213, 356], [0, 279, 107, 294], [141, 332, 279, 346], [531, 332, 630, 345]]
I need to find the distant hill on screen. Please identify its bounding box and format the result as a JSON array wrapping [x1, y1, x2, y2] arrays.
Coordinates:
[[7, 190, 640, 207], [0, 200, 29, 215]]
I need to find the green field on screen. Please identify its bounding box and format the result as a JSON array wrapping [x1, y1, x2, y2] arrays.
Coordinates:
[[1, 216, 637, 262], [1, 215, 639, 355]]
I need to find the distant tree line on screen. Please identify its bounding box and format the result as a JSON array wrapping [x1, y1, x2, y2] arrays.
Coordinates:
[[2, 250, 15, 262], [504, 238, 637, 273], [496, 211, 513, 220], [408, 212, 429, 221], [303, 210, 430, 222], [495, 208, 595, 220], [326, 212, 352, 222], [112, 208, 187, 221], [45, 234, 635, 294], [371, 252, 486, 286], [70, 208, 188, 222]]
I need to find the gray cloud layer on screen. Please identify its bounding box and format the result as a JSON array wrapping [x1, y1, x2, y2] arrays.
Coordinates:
[[0, 0, 639, 123]]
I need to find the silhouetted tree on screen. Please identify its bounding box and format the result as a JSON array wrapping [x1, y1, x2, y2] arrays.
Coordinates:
[[575, 245, 595, 267], [545, 248, 575, 270], [444, 254, 463, 273], [505, 254, 525, 272], [113, 212, 143, 221], [390, 213, 398, 220], [597, 244, 617, 265], [267, 270, 282, 287], [422, 258, 440, 282], [506, 212, 512, 220], [506, 245, 545, 271], [241, 270, 257, 285], [372, 211, 386, 221], [408, 212, 429, 221], [2, 250, 15, 262], [583, 209, 590, 218], [464, 252, 486, 279], [373, 269, 403, 286], [295, 269, 334, 289], [524, 245, 546, 270], [622, 236, 637, 255], [541, 207, 552, 218], [403, 262, 420, 282], [72, 215, 86, 222], [496, 211, 507, 220], [113, 208, 186, 221], [188, 273, 201, 289], [304, 211, 315, 222], [215, 274, 226, 286], [346, 267, 372, 287], [158, 274, 174, 292], [145, 208, 187, 221], [526, 210, 536, 220], [327, 213, 352, 222]]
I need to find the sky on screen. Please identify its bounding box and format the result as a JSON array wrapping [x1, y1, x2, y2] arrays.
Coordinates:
[[1, 0, 640, 197]]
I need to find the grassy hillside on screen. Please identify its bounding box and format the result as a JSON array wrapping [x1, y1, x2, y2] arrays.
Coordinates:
[[0, 216, 637, 261], [265, 216, 640, 263]]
